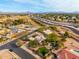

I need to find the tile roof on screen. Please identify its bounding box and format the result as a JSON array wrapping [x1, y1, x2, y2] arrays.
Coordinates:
[[57, 49, 79, 59]]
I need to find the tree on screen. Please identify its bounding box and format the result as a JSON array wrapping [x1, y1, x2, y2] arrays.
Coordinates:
[[61, 31, 69, 41], [47, 33, 58, 42], [0, 38, 6, 42], [16, 40, 22, 47], [73, 18, 77, 23], [64, 31, 69, 38], [49, 26, 57, 31], [28, 40, 38, 48], [46, 33, 59, 48], [20, 35, 28, 41], [38, 26, 45, 32], [13, 19, 24, 25], [38, 47, 48, 57]]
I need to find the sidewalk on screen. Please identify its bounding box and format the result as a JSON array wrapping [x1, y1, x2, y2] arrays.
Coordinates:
[[21, 45, 42, 59]]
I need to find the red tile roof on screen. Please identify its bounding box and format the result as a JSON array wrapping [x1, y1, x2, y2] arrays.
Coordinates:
[[57, 49, 79, 59]]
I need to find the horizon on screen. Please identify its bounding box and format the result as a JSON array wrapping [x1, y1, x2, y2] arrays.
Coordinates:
[[0, 0, 79, 13]]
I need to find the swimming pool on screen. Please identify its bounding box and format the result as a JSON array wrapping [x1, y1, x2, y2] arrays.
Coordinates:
[[74, 50, 79, 53]]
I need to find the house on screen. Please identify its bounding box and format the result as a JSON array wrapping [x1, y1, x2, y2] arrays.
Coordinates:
[[28, 32, 46, 43], [43, 29, 53, 35], [29, 37, 35, 41], [60, 31, 65, 34], [57, 49, 79, 59], [35, 34, 46, 43]]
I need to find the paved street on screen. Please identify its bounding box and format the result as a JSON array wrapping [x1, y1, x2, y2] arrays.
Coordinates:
[[0, 40, 35, 59], [0, 28, 39, 59], [33, 17, 79, 35], [64, 26, 79, 35]]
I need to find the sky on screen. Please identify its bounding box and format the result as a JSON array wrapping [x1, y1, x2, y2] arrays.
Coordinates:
[[0, 0, 79, 12]]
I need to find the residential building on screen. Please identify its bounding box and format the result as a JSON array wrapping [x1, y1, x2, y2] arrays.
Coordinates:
[[57, 49, 79, 59]]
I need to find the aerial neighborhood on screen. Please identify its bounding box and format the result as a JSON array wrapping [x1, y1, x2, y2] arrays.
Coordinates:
[[0, 0, 79, 59], [0, 13, 78, 59]]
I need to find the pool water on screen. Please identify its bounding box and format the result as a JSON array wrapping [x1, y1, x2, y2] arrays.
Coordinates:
[[74, 50, 79, 53]]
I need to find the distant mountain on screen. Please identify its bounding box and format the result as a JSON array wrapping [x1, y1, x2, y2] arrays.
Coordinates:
[[0, 11, 79, 15]]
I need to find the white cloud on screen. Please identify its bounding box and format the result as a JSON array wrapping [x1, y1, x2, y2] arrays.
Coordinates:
[[13, 0, 79, 12], [43, 0, 79, 12], [14, 0, 42, 6]]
